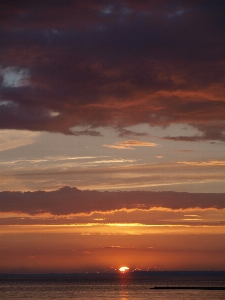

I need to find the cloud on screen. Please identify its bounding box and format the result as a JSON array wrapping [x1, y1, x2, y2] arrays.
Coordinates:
[[0, 129, 40, 151], [103, 140, 159, 149], [104, 246, 126, 249], [103, 246, 153, 251], [1, 159, 225, 192], [0, 156, 98, 167], [0, 1, 225, 139], [86, 158, 136, 164], [0, 186, 224, 217], [71, 129, 103, 137], [118, 128, 150, 138], [178, 160, 225, 166]]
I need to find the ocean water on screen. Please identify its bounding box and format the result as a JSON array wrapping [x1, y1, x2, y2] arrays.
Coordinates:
[[0, 272, 224, 299]]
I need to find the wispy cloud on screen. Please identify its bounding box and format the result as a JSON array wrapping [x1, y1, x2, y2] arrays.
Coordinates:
[[103, 140, 159, 149], [0, 155, 98, 166], [178, 160, 225, 166], [117, 128, 150, 138], [1, 159, 225, 192], [0, 130, 40, 152], [86, 159, 136, 164]]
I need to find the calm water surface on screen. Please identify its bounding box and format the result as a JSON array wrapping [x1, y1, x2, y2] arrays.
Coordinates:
[[0, 272, 224, 299]]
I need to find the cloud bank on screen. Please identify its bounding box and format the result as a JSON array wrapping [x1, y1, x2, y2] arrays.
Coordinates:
[[1, 186, 224, 216]]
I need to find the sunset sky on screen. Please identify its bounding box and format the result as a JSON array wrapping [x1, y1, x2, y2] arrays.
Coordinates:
[[0, 0, 225, 273]]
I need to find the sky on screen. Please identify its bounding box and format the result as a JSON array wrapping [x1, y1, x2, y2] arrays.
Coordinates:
[[0, 0, 225, 273]]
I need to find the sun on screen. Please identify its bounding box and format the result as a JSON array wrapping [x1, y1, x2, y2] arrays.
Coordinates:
[[119, 266, 129, 273]]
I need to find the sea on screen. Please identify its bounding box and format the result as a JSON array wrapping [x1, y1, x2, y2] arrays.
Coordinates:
[[0, 272, 224, 299]]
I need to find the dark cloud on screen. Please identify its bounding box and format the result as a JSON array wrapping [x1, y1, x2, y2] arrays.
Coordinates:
[[164, 122, 225, 142], [0, 186, 224, 216], [71, 129, 102, 136], [0, 1, 225, 138], [118, 128, 149, 138]]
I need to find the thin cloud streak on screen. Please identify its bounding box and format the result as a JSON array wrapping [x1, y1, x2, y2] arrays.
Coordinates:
[[178, 160, 225, 166], [1, 159, 225, 191], [103, 140, 159, 149]]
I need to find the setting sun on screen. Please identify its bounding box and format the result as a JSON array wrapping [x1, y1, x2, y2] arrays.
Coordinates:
[[119, 266, 130, 273]]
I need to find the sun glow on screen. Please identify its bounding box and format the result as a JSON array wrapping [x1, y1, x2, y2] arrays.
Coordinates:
[[119, 266, 129, 273]]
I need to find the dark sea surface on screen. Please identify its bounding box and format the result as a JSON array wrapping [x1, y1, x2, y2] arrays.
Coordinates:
[[0, 272, 224, 299]]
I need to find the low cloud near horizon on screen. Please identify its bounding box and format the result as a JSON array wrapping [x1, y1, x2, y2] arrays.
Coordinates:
[[1, 186, 225, 216]]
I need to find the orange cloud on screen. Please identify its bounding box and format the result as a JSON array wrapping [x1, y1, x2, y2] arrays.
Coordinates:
[[178, 160, 225, 166], [103, 140, 159, 149]]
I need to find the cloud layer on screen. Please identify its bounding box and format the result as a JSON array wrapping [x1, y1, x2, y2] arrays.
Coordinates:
[[1, 186, 225, 216], [1, 1, 225, 140]]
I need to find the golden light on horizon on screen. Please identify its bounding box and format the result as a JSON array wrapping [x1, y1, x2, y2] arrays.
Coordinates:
[[119, 266, 129, 273]]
